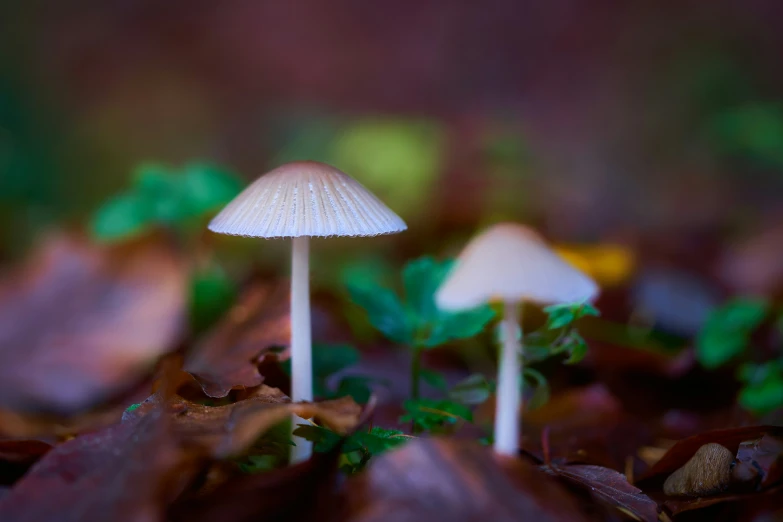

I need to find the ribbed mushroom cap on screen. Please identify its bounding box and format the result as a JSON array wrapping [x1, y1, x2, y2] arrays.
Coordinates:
[[208, 161, 407, 238], [436, 223, 599, 310]]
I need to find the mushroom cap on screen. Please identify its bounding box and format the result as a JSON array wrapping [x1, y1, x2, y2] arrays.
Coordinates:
[[208, 161, 407, 238], [436, 223, 599, 310]]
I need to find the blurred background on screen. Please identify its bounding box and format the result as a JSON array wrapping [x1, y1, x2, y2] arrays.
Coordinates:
[[1, 0, 783, 332], [3, 5, 783, 516]]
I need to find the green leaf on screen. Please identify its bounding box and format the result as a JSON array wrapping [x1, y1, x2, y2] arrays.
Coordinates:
[[335, 375, 379, 404], [130, 161, 242, 227], [312, 344, 360, 379], [696, 297, 770, 369], [737, 361, 783, 415], [710, 103, 783, 168], [403, 257, 453, 325], [425, 306, 496, 348], [189, 263, 237, 333], [347, 283, 412, 344], [91, 192, 152, 242], [544, 302, 600, 330], [339, 256, 396, 294], [293, 424, 408, 466], [133, 162, 174, 193], [521, 332, 558, 363], [402, 256, 495, 347], [292, 424, 342, 453], [399, 399, 472, 432], [348, 255, 495, 348], [236, 454, 279, 474], [181, 162, 242, 218], [562, 331, 589, 365], [522, 367, 550, 410], [420, 369, 448, 391], [448, 374, 493, 405], [544, 304, 575, 329], [351, 427, 409, 455], [132, 163, 185, 224], [281, 344, 368, 399]]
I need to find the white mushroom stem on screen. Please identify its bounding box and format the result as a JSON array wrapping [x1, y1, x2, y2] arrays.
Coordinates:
[[290, 235, 313, 463], [494, 301, 522, 456]]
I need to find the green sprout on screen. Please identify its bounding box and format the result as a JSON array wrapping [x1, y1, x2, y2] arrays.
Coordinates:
[[347, 256, 496, 400]]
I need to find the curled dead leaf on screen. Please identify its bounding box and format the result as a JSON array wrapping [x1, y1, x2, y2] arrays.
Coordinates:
[[0, 407, 197, 522], [185, 282, 290, 397], [734, 433, 783, 489], [167, 392, 376, 522], [544, 463, 659, 522], [0, 440, 52, 486], [169, 450, 342, 522], [125, 385, 362, 458], [343, 438, 588, 522], [0, 234, 187, 425]]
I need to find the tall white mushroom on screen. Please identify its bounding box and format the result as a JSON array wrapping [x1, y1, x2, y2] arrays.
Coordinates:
[[208, 161, 406, 463], [435, 223, 598, 456]]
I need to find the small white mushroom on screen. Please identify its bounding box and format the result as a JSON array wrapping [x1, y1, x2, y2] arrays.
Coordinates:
[[209, 161, 406, 463], [435, 223, 598, 456]]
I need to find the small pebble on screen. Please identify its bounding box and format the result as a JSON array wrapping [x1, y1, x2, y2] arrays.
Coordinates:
[[663, 443, 734, 497]]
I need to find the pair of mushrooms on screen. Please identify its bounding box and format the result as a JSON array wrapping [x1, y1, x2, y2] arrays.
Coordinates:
[[209, 161, 598, 462]]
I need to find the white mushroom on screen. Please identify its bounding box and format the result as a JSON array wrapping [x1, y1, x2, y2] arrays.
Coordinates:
[[435, 223, 598, 456], [209, 161, 406, 462]]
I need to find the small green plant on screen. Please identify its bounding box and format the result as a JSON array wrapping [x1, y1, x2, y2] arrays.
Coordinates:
[[234, 420, 294, 473], [737, 360, 783, 415], [696, 297, 770, 369], [90, 162, 243, 332], [293, 424, 410, 474], [347, 256, 496, 400], [349, 257, 599, 439], [524, 302, 601, 366], [710, 102, 783, 169], [91, 162, 242, 243], [447, 373, 494, 405], [399, 398, 473, 433], [495, 301, 601, 413], [696, 297, 783, 416]]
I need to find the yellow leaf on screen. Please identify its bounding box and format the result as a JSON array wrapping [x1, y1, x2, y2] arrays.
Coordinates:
[[554, 244, 636, 287]]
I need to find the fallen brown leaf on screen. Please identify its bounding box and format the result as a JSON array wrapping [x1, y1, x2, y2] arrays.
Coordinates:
[[738, 433, 783, 491], [651, 484, 783, 517], [0, 394, 144, 439], [167, 389, 375, 522], [169, 450, 342, 522], [520, 384, 652, 471], [342, 438, 589, 522], [0, 234, 187, 424], [185, 281, 290, 397], [0, 440, 52, 485], [544, 464, 659, 522], [0, 407, 197, 522], [125, 385, 362, 458]]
